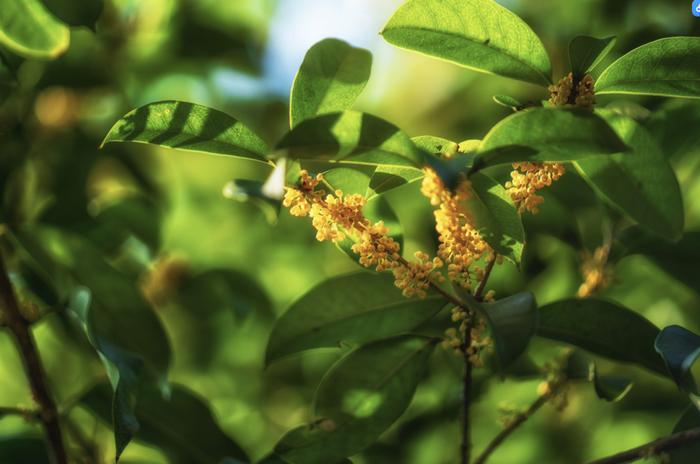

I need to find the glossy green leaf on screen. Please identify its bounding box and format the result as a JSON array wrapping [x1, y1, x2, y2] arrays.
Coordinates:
[[474, 107, 628, 169], [574, 111, 684, 240], [669, 407, 700, 463], [83, 383, 248, 464], [0, 0, 70, 59], [381, 0, 552, 86], [102, 101, 270, 165], [466, 173, 525, 264], [273, 335, 436, 463], [277, 110, 424, 167], [290, 38, 372, 127], [537, 298, 665, 375], [265, 273, 446, 364], [655, 326, 700, 395], [568, 36, 616, 77], [41, 0, 104, 30], [596, 37, 700, 99], [482, 292, 537, 368]]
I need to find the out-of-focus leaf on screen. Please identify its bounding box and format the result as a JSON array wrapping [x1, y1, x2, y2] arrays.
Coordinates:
[[381, 0, 552, 86], [646, 101, 700, 160], [272, 335, 436, 463], [669, 407, 700, 463], [41, 0, 104, 30], [474, 108, 628, 169], [87, 196, 162, 253], [655, 326, 700, 395], [277, 111, 424, 168], [0, 436, 49, 463], [574, 111, 684, 240], [0, 0, 69, 59], [568, 36, 616, 77], [83, 383, 248, 464], [265, 273, 446, 364], [412, 136, 459, 158], [290, 38, 372, 127], [102, 101, 270, 165], [466, 173, 525, 264], [596, 37, 700, 99], [537, 298, 665, 375], [492, 95, 522, 110], [589, 363, 633, 402], [482, 292, 537, 369]]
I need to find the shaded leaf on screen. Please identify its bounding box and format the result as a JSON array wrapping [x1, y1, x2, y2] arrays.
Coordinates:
[[102, 101, 270, 165], [596, 37, 700, 99], [474, 108, 628, 170], [482, 292, 537, 368], [0, 436, 49, 464], [290, 38, 372, 127], [645, 100, 700, 160], [381, 0, 552, 86], [537, 298, 665, 375], [574, 111, 684, 240], [655, 325, 700, 395], [669, 406, 700, 463], [492, 95, 522, 110], [0, 0, 69, 59], [41, 0, 104, 30], [265, 273, 446, 364], [589, 363, 633, 402], [568, 36, 616, 77]]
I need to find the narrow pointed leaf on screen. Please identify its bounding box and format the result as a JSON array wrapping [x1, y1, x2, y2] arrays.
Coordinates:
[[381, 0, 552, 86], [290, 38, 372, 127], [0, 0, 69, 59], [589, 363, 633, 402], [568, 36, 616, 77]]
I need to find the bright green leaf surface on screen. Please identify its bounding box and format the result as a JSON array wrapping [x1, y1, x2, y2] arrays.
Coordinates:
[[0, 0, 70, 59], [290, 38, 372, 127], [381, 0, 552, 86], [102, 101, 270, 164], [596, 37, 700, 99], [265, 273, 446, 364]]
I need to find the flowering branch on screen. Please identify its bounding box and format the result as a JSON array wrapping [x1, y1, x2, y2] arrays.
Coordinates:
[[586, 427, 700, 464], [0, 252, 67, 464]]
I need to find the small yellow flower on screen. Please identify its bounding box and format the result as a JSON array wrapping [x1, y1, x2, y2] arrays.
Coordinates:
[[505, 162, 566, 214], [577, 245, 612, 297]]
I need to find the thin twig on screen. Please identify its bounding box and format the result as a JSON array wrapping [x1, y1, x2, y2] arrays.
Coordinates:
[[474, 255, 497, 302], [0, 406, 39, 419], [460, 318, 473, 464], [586, 427, 700, 464], [0, 252, 67, 464]]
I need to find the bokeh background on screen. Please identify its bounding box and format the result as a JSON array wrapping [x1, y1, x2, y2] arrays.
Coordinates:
[[2, 0, 700, 462]]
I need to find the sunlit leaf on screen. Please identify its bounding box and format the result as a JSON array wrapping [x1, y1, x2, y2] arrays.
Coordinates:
[[102, 101, 271, 165], [265, 273, 446, 364], [0, 0, 69, 59], [381, 0, 552, 86], [290, 38, 372, 127], [568, 36, 616, 77], [596, 37, 700, 99]]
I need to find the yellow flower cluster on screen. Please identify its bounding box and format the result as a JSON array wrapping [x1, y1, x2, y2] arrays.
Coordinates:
[[576, 245, 612, 297], [442, 307, 493, 366], [283, 170, 442, 298], [505, 162, 566, 214], [548, 73, 596, 109], [421, 167, 491, 289]]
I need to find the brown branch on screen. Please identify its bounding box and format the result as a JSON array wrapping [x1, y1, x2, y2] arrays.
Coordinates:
[[0, 252, 67, 464], [460, 317, 474, 464], [586, 427, 700, 464], [474, 255, 497, 302]]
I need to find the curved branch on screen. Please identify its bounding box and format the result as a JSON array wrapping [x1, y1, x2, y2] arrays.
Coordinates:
[[587, 427, 700, 464]]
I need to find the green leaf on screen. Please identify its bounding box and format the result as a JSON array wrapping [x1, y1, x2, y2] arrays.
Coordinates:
[[574, 111, 684, 240], [381, 0, 552, 86], [589, 363, 633, 402], [492, 95, 522, 110], [41, 0, 104, 30], [645, 101, 700, 160], [482, 292, 538, 368], [83, 383, 248, 464], [265, 273, 447, 364], [273, 335, 436, 463], [669, 407, 700, 463], [474, 107, 628, 169], [596, 37, 700, 99], [655, 326, 700, 395], [290, 38, 372, 128], [0, 436, 50, 463], [537, 298, 665, 375], [411, 135, 459, 158], [102, 101, 270, 165], [568, 36, 616, 77], [277, 110, 424, 167], [0, 0, 69, 59], [466, 173, 525, 264]]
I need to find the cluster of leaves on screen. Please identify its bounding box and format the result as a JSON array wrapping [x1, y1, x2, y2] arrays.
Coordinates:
[[3, 0, 700, 463]]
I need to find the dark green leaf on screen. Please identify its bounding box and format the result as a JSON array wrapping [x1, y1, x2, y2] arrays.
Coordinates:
[[482, 292, 537, 368], [41, 0, 104, 30], [574, 111, 684, 240], [474, 108, 628, 169], [596, 37, 700, 99], [0, 0, 69, 59], [381, 0, 552, 86], [537, 298, 665, 375], [290, 38, 372, 127], [568, 36, 616, 77], [669, 407, 700, 463], [0, 436, 49, 464], [589, 363, 633, 402], [466, 173, 525, 264], [645, 101, 700, 160], [655, 325, 700, 395], [265, 273, 446, 364], [273, 335, 436, 463], [83, 383, 248, 464], [102, 101, 271, 165]]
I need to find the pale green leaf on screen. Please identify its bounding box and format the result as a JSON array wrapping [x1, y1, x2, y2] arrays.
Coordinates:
[[0, 0, 70, 59]]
